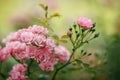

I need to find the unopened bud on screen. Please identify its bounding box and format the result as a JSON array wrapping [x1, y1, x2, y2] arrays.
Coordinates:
[[69, 28, 72, 31], [88, 53, 92, 56], [93, 23, 96, 28], [77, 34, 80, 38], [45, 6, 48, 10], [67, 30, 73, 37], [94, 33, 99, 38], [82, 29, 85, 33], [91, 29, 95, 33], [73, 24, 76, 29], [75, 31, 78, 33]]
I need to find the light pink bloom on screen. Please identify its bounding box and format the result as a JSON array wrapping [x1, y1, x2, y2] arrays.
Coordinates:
[[77, 17, 93, 29], [28, 25, 48, 35], [35, 47, 52, 62], [0, 47, 9, 62], [6, 41, 28, 60], [25, 45, 39, 58], [18, 31, 34, 43], [2, 32, 17, 44], [35, 47, 58, 71], [7, 64, 27, 80], [45, 37, 55, 48], [54, 45, 70, 63], [39, 52, 58, 71], [33, 34, 46, 47]]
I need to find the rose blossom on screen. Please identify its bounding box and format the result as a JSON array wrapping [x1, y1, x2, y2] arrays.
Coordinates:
[[7, 64, 28, 80], [77, 17, 93, 29], [0, 47, 9, 62], [2, 32, 17, 44], [54, 45, 70, 63]]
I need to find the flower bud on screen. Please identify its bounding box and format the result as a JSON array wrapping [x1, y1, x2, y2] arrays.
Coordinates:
[[69, 28, 72, 31], [93, 23, 96, 28], [73, 24, 76, 29], [91, 29, 96, 33], [67, 30, 73, 37], [94, 33, 99, 38]]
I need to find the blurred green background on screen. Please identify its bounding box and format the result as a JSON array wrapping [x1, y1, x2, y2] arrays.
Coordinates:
[[0, 0, 120, 80]]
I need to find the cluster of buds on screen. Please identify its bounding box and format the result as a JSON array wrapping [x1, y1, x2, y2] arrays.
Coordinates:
[[67, 17, 99, 49]]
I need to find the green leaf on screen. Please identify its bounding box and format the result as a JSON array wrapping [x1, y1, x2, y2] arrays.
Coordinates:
[[39, 3, 46, 10], [83, 63, 90, 68], [52, 35, 59, 40], [46, 26, 54, 32], [61, 35, 69, 39], [50, 13, 61, 18], [60, 40, 68, 43], [75, 59, 82, 64]]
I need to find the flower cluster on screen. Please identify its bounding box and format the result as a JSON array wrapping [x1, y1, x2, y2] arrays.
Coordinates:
[[0, 25, 70, 72], [7, 64, 27, 80]]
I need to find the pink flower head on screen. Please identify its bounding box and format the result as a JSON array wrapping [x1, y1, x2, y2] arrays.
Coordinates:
[[18, 31, 34, 43], [7, 64, 27, 80], [6, 41, 28, 60], [77, 17, 93, 29], [28, 25, 48, 35], [33, 34, 46, 47], [0, 47, 9, 62], [45, 37, 55, 48], [54, 45, 70, 63], [2, 32, 17, 44], [39, 53, 58, 71]]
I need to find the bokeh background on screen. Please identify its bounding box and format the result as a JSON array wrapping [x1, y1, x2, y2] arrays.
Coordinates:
[[0, 0, 120, 80]]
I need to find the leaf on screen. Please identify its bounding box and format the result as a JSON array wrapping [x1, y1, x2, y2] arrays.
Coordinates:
[[46, 26, 54, 32], [52, 35, 59, 40], [39, 3, 46, 10], [60, 40, 68, 43], [61, 35, 69, 39], [50, 13, 61, 18], [83, 63, 90, 68], [75, 59, 82, 64]]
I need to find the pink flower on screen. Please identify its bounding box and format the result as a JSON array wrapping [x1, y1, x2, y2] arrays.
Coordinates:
[[2, 32, 17, 44], [39, 52, 58, 71], [7, 64, 28, 80], [6, 41, 28, 60], [26, 45, 39, 58], [54, 45, 70, 63], [45, 37, 55, 48], [0, 47, 9, 62], [33, 34, 46, 47], [77, 17, 93, 29], [18, 31, 34, 43], [28, 25, 48, 35], [35, 47, 58, 71]]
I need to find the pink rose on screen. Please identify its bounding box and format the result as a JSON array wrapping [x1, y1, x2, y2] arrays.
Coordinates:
[[77, 17, 93, 29]]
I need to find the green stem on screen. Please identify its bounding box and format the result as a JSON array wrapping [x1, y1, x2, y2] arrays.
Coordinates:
[[0, 62, 6, 79], [12, 56, 23, 64], [27, 59, 33, 77], [0, 73, 6, 79]]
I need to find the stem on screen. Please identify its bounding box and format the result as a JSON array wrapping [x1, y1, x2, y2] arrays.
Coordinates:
[[0, 62, 6, 79], [12, 56, 23, 64], [0, 73, 6, 79], [27, 59, 33, 77]]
